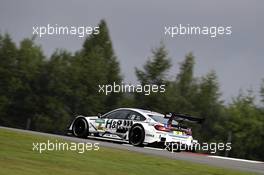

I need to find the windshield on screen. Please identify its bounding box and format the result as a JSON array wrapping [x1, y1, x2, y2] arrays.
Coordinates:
[[148, 115, 178, 125]]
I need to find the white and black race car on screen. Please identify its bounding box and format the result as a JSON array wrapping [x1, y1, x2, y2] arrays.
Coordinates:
[[67, 108, 203, 150]]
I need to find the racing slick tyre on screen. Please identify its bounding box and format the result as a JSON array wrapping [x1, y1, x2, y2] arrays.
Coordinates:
[[129, 124, 145, 146], [72, 118, 89, 138]]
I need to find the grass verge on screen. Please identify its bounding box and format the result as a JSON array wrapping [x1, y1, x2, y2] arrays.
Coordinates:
[[0, 128, 255, 175]]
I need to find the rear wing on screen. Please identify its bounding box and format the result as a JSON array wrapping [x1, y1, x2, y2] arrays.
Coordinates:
[[164, 112, 204, 124]]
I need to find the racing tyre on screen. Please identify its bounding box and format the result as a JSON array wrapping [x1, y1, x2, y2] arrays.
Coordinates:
[[72, 118, 89, 138], [129, 125, 145, 146]]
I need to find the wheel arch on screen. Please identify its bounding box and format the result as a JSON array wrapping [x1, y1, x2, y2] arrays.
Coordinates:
[[69, 115, 89, 131]]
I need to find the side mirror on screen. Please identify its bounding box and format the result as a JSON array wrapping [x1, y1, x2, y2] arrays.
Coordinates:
[[97, 113, 102, 118]]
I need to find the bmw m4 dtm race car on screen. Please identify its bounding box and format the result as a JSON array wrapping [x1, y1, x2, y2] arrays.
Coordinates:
[[67, 108, 203, 151]]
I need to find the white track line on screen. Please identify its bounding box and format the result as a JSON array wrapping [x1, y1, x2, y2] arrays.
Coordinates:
[[122, 144, 164, 151], [208, 156, 263, 164], [144, 147, 164, 151]]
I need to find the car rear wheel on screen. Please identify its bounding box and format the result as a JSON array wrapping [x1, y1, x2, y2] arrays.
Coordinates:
[[72, 118, 88, 138], [129, 125, 145, 146]]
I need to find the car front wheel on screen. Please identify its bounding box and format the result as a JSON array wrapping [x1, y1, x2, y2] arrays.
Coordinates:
[[72, 118, 88, 138]]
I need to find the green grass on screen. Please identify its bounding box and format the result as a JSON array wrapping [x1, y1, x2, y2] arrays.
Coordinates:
[[0, 128, 255, 175]]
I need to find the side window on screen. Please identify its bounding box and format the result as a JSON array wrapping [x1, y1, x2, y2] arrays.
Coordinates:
[[128, 111, 146, 121], [102, 110, 130, 119]]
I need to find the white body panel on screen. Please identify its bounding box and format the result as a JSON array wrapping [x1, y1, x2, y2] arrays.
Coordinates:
[[68, 108, 197, 147]]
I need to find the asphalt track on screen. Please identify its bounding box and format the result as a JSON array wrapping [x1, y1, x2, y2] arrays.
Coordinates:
[[1, 126, 263, 174]]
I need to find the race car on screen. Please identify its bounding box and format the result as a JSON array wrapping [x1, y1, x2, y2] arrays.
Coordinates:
[[67, 108, 203, 151]]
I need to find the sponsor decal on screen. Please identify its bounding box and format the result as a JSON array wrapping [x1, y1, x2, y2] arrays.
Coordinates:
[[105, 119, 133, 129], [173, 131, 183, 135], [95, 119, 105, 124], [95, 119, 105, 131], [146, 134, 155, 137]]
